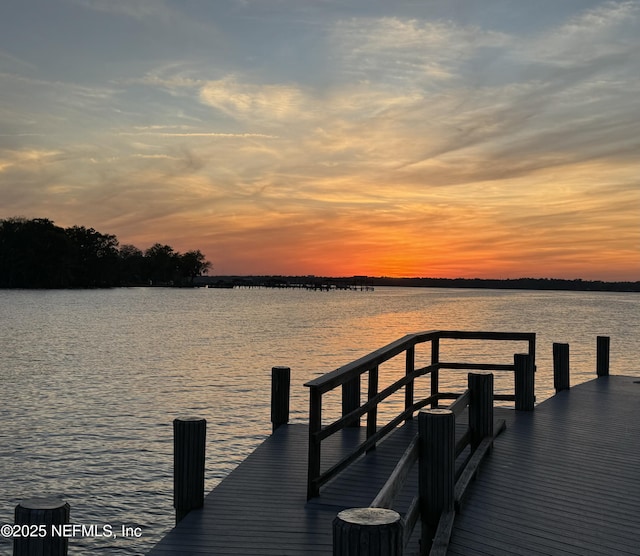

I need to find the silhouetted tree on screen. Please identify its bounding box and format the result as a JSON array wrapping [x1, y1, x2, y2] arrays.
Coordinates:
[[144, 243, 179, 285], [178, 250, 212, 285], [118, 244, 145, 285], [0, 217, 72, 287], [65, 226, 119, 287]]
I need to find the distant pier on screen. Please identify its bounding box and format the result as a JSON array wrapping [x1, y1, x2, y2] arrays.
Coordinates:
[[197, 275, 375, 291], [234, 282, 374, 291]]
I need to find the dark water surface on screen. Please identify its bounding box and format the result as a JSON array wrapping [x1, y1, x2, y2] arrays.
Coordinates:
[[1, 287, 638, 554]]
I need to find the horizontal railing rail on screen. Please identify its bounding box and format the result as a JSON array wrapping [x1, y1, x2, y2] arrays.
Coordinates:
[[305, 330, 535, 499]]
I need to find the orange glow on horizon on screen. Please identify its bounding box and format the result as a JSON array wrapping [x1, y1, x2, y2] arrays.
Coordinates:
[[2, 4, 639, 283]]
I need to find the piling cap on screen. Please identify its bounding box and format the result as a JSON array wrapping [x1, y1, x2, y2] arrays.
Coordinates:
[[18, 497, 67, 510], [174, 417, 206, 423], [337, 507, 400, 525], [420, 408, 453, 416]]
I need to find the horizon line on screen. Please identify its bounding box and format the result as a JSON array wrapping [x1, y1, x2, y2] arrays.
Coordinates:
[[204, 275, 640, 284]]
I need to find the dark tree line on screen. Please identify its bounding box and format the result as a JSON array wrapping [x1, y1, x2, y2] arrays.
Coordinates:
[[364, 276, 640, 292], [0, 217, 211, 288]]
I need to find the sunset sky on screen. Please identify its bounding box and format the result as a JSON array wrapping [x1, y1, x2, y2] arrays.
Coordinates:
[[1, 0, 639, 280]]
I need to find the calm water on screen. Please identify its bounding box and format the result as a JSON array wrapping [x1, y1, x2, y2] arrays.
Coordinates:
[[1, 287, 638, 555]]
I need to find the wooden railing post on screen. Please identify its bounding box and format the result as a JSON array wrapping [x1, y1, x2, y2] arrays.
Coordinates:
[[514, 353, 535, 411], [366, 366, 379, 452], [307, 387, 322, 499], [468, 372, 493, 451], [553, 343, 570, 392], [405, 346, 415, 421], [430, 337, 440, 408], [14, 497, 70, 556], [333, 508, 403, 556], [528, 335, 537, 373], [597, 336, 610, 377], [271, 366, 291, 432], [174, 417, 206, 524], [342, 375, 361, 428], [419, 409, 455, 554]]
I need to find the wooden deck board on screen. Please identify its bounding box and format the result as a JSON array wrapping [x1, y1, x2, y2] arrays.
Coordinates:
[[148, 424, 393, 555], [148, 376, 640, 555], [148, 413, 486, 555], [448, 376, 640, 556]]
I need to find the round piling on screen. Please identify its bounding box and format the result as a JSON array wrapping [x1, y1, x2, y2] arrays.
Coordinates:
[[14, 496, 70, 556], [333, 507, 403, 556]]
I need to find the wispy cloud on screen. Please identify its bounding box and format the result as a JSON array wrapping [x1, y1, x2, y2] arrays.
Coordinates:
[[332, 16, 511, 84], [68, 0, 177, 23], [199, 76, 310, 123], [0, 149, 64, 172], [525, 1, 640, 66], [0, 50, 38, 72], [121, 128, 278, 139], [0, 71, 121, 137]]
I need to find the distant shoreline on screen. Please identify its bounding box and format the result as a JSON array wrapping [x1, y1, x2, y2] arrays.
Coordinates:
[[197, 275, 640, 293], [3, 276, 638, 292]]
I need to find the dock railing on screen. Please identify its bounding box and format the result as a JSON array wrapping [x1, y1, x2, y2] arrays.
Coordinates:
[[304, 330, 536, 499], [333, 371, 506, 555]]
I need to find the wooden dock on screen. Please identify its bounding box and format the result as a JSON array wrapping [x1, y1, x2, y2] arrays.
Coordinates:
[[147, 331, 639, 555]]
